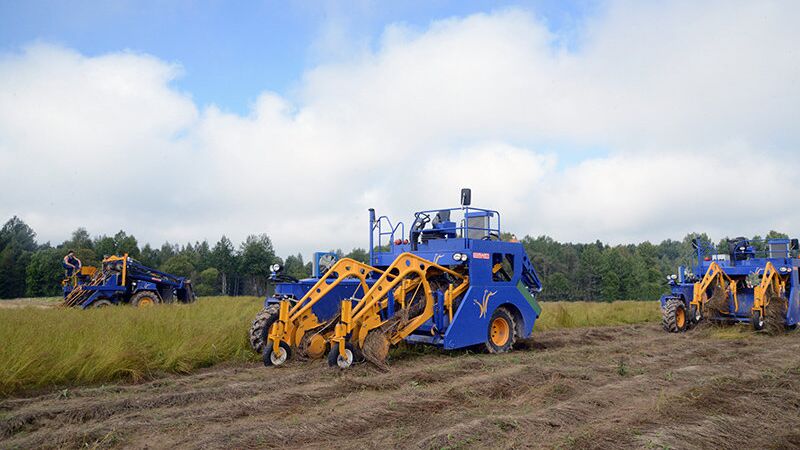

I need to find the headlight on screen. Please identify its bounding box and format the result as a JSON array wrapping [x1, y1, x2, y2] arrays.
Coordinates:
[[270, 263, 281, 272], [780, 267, 789, 273], [453, 253, 462, 261], [460, 253, 468, 261]]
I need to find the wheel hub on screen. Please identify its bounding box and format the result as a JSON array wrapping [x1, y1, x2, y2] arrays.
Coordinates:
[[303, 334, 327, 359], [337, 349, 354, 369], [490, 317, 510, 346], [270, 347, 288, 366], [676, 308, 686, 328]]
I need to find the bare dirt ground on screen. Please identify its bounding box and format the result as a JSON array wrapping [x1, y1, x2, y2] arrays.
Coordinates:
[[2, 323, 799, 449], [0, 298, 60, 309]]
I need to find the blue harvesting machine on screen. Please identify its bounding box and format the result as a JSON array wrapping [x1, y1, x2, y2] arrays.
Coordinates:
[[661, 237, 800, 332], [62, 254, 196, 308], [248, 189, 544, 368]]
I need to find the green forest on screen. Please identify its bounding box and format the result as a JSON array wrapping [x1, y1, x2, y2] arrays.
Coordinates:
[[0, 215, 789, 301]]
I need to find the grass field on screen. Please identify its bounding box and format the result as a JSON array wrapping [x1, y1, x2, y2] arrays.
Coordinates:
[[0, 297, 660, 396]]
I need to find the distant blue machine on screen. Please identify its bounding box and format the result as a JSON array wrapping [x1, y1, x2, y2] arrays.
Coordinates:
[[249, 189, 544, 369], [62, 254, 196, 308], [660, 237, 800, 332]]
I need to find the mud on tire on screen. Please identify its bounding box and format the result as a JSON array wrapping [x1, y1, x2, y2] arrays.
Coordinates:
[[662, 298, 688, 333], [249, 304, 280, 354]]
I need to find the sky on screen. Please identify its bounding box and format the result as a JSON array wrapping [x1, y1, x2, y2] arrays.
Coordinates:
[[0, 0, 798, 257]]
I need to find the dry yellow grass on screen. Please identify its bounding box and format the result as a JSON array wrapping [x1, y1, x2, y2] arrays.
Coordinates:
[[0, 297, 659, 396], [536, 300, 661, 331], [0, 296, 264, 396]]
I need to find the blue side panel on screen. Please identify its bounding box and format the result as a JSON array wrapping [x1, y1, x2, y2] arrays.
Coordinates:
[[729, 291, 754, 321], [660, 285, 693, 308], [786, 284, 800, 326], [134, 281, 157, 292], [442, 285, 537, 350], [271, 282, 311, 302]]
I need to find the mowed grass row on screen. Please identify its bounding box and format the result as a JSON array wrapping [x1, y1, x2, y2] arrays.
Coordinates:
[[0, 297, 660, 396]]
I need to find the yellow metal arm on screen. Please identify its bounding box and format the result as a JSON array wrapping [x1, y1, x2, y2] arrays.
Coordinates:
[[333, 252, 469, 356], [753, 262, 786, 316], [268, 258, 382, 356], [691, 262, 738, 313]]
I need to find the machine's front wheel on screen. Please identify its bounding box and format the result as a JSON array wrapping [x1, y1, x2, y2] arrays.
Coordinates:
[[662, 299, 688, 333], [92, 300, 113, 308], [249, 304, 280, 354], [131, 291, 160, 308], [689, 304, 702, 325], [485, 307, 516, 353], [752, 310, 765, 331], [328, 343, 355, 369], [264, 340, 292, 367]]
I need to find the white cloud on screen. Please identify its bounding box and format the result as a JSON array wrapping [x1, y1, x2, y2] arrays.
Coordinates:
[[1, 1, 799, 256]]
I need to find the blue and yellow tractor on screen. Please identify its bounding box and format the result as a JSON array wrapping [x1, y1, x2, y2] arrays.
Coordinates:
[[661, 237, 800, 332], [62, 254, 196, 308], [249, 190, 543, 368]]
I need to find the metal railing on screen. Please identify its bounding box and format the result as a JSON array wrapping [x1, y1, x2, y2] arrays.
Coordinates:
[[369, 206, 502, 262]]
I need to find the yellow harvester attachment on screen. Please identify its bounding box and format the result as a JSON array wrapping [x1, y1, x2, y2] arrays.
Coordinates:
[[264, 258, 382, 366], [752, 262, 788, 331], [691, 261, 738, 320], [328, 252, 469, 369]]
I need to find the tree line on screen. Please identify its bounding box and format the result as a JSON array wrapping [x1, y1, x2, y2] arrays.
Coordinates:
[[0, 216, 368, 298], [0, 215, 790, 301]]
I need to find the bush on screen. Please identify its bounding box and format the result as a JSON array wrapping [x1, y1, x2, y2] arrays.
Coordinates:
[[194, 267, 221, 296]]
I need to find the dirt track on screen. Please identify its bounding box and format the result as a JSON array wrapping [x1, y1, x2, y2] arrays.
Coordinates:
[[2, 323, 799, 449]]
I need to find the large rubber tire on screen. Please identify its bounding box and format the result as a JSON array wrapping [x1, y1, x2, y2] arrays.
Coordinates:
[[130, 291, 161, 308], [485, 307, 516, 353], [752, 310, 765, 331], [92, 300, 113, 308], [662, 299, 688, 333], [249, 304, 280, 354], [263, 340, 292, 367]]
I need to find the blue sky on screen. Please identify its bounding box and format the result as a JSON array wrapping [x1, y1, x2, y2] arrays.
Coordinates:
[[0, 1, 797, 254], [0, 0, 597, 114]]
